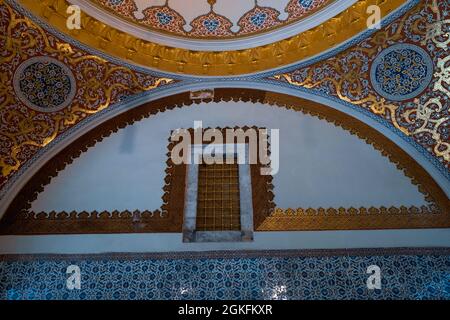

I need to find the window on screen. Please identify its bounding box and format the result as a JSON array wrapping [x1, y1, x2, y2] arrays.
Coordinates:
[[196, 162, 241, 232], [182, 144, 254, 243]]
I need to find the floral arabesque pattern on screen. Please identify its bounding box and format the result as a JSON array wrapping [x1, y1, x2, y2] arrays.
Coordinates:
[[0, 2, 175, 187], [0, 251, 449, 300]]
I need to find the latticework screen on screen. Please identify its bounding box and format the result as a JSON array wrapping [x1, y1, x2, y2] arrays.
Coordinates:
[[196, 162, 241, 231]]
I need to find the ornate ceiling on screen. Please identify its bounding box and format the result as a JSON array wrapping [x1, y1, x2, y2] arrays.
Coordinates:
[[90, 0, 331, 38], [0, 0, 449, 221], [19, 0, 404, 75]]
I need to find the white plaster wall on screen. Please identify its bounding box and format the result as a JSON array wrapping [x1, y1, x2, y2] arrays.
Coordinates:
[[31, 101, 427, 212], [0, 229, 449, 254]]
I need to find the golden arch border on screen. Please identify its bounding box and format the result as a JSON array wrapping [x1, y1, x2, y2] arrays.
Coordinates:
[[14, 0, 407, 76], [0, 88, 448, 234]]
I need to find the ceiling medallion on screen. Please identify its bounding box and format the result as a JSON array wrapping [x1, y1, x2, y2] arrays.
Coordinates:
[[13, 56, 77, 112], [370, 44, 434, 101]]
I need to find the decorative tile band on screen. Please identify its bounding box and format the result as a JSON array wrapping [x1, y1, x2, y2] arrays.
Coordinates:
[[0, 248, 449, 300]]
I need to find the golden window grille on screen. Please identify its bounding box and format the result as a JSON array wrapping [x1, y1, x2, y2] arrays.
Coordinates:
[[196, 161, 241, 231]]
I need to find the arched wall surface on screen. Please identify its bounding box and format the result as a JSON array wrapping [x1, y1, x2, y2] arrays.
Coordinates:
[[1, 85, 448, 220], [3, 0, 448, 221], [30, 101, 427, 212]]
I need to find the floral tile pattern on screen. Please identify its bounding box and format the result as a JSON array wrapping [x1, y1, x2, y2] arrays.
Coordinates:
[[190, 12, 234, 38], [13, 57, 77, 112], [140, 6, 186, 35], [0, 252, 449, 300], [238, 6, 280, 34]]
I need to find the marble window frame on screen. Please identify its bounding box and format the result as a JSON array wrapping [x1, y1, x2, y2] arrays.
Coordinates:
[[182, 143, 254, 243]]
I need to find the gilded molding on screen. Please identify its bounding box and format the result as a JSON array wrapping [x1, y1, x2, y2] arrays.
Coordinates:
[[14, 0, 406, 75], [257, 207, 449, 231], [1, 89, 448, 234], [0, 210, 171, 234]]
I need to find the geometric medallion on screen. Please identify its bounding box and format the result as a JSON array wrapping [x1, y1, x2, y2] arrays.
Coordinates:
[[13, 57, 76, 112], [370, 43, 434, 101]]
